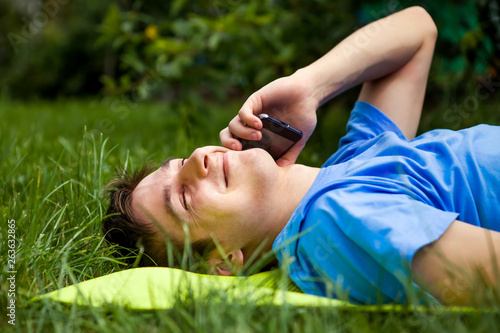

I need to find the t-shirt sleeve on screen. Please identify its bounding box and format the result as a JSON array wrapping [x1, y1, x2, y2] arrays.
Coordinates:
[[289, 182, 458, 304], [325, 101, 407, 165]]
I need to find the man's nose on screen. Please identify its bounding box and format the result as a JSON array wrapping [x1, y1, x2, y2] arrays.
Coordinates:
[[182, 147, 209, 179]]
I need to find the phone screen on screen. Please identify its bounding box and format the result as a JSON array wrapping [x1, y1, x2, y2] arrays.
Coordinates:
[[239, 114, 302, 160]]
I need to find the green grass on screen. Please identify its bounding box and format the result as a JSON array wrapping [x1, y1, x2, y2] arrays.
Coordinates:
[[1, 97, 499, 332]]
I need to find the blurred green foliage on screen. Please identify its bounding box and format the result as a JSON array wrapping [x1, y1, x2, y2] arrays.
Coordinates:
[[96, 0, 355, 103], [1, 0, 499, 105], [97, 0, 500, 105], [0, 0, 111, 98]]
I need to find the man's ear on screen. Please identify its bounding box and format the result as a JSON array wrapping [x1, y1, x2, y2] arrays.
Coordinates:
[[215, 249, 244, 276]]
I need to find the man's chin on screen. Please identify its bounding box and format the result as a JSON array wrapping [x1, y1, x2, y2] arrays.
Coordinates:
[[241, 147, 275, 161]]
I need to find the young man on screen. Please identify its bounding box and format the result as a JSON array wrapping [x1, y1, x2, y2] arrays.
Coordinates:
[[103, 7, 500, 306]]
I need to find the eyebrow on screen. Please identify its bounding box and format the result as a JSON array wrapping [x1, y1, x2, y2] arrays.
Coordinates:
[[160, 157, 181, 223], [161, 157, 174, 170]]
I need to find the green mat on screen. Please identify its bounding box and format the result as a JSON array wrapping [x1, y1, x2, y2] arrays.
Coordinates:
[[35, 267, 351, 310]]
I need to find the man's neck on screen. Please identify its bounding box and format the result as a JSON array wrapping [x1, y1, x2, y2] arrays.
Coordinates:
[[276, 163, 320, 228], [248, 164, 320, 256]]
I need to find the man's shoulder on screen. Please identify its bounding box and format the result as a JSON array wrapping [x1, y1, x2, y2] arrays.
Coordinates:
[[327, 101, 407, 166]]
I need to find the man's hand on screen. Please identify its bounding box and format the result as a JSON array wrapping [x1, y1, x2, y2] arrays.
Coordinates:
[[221, 6, 438, 162], [220, 75, 318, 166]]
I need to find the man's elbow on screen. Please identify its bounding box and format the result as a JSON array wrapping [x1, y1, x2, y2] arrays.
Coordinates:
[[406, 6, 438, 42]]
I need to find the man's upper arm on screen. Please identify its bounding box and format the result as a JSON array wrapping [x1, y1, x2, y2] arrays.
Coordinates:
[[358, 7, 437, 140], [412, 220, 500, 305]]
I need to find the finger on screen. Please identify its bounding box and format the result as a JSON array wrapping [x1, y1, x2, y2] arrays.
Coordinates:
[[219, 128, 242, 151], [238, 96, 263, 129], [227, 116, 262, 141]]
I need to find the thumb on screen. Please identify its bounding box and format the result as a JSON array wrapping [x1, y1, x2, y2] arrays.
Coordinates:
[[276, 143, 305, 166], [276, 157, 294, 167]]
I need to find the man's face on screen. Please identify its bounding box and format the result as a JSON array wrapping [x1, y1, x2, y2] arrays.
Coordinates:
[[131, 146, 281, 264]]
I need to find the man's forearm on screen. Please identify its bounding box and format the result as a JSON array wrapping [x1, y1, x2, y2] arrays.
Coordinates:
[[293, 6, 437, 108]]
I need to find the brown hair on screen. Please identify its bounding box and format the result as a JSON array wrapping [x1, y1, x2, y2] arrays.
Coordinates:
[[102, 162, 215, 269]]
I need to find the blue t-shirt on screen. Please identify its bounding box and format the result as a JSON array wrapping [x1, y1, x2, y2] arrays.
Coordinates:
[[273, 101, 500, 305]]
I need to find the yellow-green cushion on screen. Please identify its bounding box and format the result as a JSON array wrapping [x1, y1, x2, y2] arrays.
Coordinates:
[[35, 267, 351, 310]]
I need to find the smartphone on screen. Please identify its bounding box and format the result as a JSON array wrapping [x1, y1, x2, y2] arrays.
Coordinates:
[[239, 114, 303, 160]]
